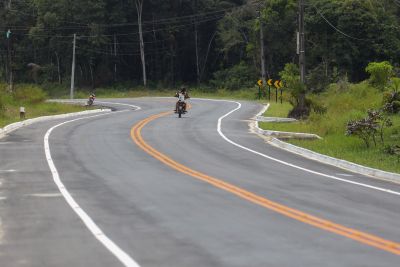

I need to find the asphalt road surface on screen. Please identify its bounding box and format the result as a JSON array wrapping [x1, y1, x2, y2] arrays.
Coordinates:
[[0, 98, 399, 267]]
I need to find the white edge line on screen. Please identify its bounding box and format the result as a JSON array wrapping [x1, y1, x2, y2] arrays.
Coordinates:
[[44, 109, 141, 267], [96, 101, 142, 110], [200, 99, 400, 197], [47, 99, 142, 110]]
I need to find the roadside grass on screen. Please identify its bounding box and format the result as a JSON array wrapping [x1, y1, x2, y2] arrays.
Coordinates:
[[0, 83, 92, 128], [259, 82, 400, 173], [43, 83, 264, 101], [91, 87, 263, 101], [262, 102, 292, 117]]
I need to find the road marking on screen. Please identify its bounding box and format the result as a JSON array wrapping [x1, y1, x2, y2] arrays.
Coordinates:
[[130, 110, 400, 255], [45, 108, 141, 267], [96, 101, 142, 110], [207, 99, 400, 196], [336, 173, 354, 177], [0, 170, 16, 173]]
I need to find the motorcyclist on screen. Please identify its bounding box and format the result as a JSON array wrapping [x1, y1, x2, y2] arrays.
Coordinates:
[[174, 86, 190, 113], [87, 93, 96, 106]]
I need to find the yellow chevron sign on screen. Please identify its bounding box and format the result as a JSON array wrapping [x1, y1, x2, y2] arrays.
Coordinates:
[[273, 80, 284, 89]]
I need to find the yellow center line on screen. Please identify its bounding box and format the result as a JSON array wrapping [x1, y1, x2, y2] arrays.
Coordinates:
[[130, 111, 400, 255]]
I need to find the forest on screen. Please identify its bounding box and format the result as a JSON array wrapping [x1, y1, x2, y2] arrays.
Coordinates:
[[1, 0, 400, 90]]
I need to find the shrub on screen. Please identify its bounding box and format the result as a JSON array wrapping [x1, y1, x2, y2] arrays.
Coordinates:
[[365, 61, 393, 90], [383, 91, 400, 114], [306, 63, 330, 93], [346, 117, 378, 148], [336, 75, 350, 92], [280, 63, 310, 119], [210, 62, 257, 90], [14, 84, 47, 103], [306, 96, 327, 115], [0, 83, 8, 116], [390, 77, 400, 92], [0, 94, 5, 117], [383, 145, 400, 162], [346, 109, 392, 148], [367, 109, 392, 145]]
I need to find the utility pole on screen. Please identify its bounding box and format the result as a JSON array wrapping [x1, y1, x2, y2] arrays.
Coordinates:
[[6, 29, 13, 92], [299, 0, 306, 84], [258, 5, 266, 86], [136, 0, 147, 87], [70, 33, 76, 99], [114, 34, 117, 82], [194, 0, 200, 85], [194, 20, 200, 85]]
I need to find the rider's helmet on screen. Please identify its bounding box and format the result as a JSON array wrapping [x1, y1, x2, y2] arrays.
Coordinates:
[[180, 86, 186, 93]]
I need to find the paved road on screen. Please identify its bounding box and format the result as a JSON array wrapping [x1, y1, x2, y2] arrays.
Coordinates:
[[0, 98, 399, 266]]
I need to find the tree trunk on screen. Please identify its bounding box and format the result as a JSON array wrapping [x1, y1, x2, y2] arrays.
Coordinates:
[[152, 13, 158, 81], [136, 0, 147, 87], [194, 21, 200, 85], [89, 62, 94, 89], [114, 34, 117, 82]]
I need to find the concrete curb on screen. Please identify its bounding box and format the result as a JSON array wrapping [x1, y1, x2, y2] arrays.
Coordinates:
[[256, 116, 297, 123], [254, 126, 322, 140], [46, 99, 88, 106], [254, 104, 321, 140], [252, 104, 400, 183], [0, 108, 111, 139]]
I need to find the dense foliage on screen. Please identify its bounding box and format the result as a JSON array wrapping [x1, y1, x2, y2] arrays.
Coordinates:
[[1, 0, 399, 89]]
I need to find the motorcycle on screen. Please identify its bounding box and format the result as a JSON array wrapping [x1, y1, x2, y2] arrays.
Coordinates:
[[177, 101, 186, 118], [176, 92, 188, 118], [87, 95, 95, 106]]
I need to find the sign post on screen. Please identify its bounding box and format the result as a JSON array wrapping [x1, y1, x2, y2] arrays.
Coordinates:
[[257, 79, 263, 100], [274, 80, 280, 103], [20, 107, 25, 119], [279, 80, 284, 104], [267, 79, 273, 101]]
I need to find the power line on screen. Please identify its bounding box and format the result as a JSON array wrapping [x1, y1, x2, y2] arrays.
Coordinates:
[[8, 14, 226, 39], [4, 8, 232, 30], [309, 3, 372, 42], [75, 46, 179, 56]]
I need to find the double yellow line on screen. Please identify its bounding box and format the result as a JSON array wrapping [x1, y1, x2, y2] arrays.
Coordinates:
[[130, 111, 400, 255]]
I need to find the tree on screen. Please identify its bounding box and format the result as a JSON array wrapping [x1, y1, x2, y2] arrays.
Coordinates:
[[279, 63, 308, 118], [365, 61, 393, 91], [135, 0, 146, 86]]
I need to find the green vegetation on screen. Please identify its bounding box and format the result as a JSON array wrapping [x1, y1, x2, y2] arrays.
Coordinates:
[[1, 0, 399, 90], [43, 84, 264, 101], [0, 83, 92, 128], [260, 82, 400, 173], [262, 102, 292, 118], [365, 62, 393, 91]]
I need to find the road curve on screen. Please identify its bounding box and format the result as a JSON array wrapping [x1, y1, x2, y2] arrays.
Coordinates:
[[0, 97, 399, 267]]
